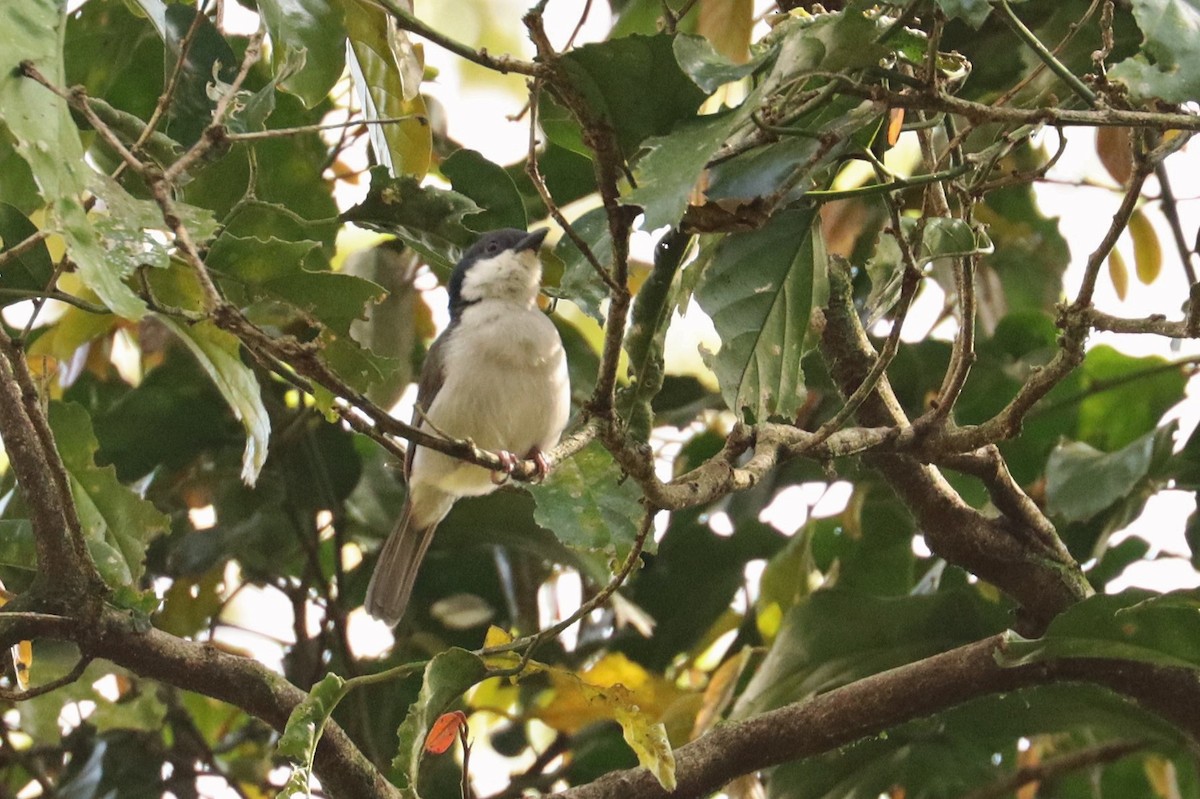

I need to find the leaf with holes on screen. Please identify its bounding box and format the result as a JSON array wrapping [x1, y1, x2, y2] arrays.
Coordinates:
[[695, 207, 825, 422]]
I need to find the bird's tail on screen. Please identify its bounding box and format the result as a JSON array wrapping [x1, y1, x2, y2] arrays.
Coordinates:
[[365, 497, 449, 627]]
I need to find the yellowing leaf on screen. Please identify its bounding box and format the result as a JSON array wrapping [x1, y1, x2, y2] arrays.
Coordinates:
[[13, 640, 31, 691], [614, 704, 677, 791], [1145, 754, 1180, 798], [692, 647, 753, 739], [699, 0, 753, 64], [483, 625, 514, 648], [1128, 208, 1163, 284], [0, 587, 31, 691], [534, 653, 682, 734], [1108, 247, 1129, 300]]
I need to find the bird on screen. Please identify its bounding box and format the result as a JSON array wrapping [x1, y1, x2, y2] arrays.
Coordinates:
[[365, 228, 571, 627]]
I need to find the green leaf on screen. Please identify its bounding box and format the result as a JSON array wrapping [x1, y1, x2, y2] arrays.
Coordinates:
[[0, 518, 131, 587], [442, 148, 527, 232], [623, 97, 757, 231], [158, 318, 270, 486], [159, 4, 238, 146], [341, 168, 479, 274], [1000, 589, 1200, 670], [1046, 424, 1175, 523], [0, 203, 53, 301], [732, 588, 1008, 719], [1110, 0, 1200, 103], [48, 402, 170, 586], [933, 0, 993, 27], [532, 442, 647, 555], [258, 0, 346, 108], [623, 230, 691, 441], [392, 648, 487, 789], [90, 173, 218, 277], [694, 207, 825, 422], [342, 0, 431, 178], [672, 33, 769, 93], [555, 34, 708, 158], [917, 217, 995, 266], [551, 206, 611, 321], [278, 672, 346, 797], [0, 0, 147, 319], [205, 234, 385, 336], [1074, 345, 1187, 451]]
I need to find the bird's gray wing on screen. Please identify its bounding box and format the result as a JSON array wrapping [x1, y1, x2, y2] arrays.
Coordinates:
[[406, 323, 452, 477]]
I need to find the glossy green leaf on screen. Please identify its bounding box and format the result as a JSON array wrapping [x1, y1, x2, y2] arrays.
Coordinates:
[[342, 0, 430, 178], [624, 97, 757, 231], [258, 0, 346, 108], [48, 402, 170, 585], [556, 34, 707, 158], [442, 148, 527, 232], [1000, 589, 1200, 670], [0, 0, 147, 319], [158, 318, 270, 486], [392, 648, 487, 789], [0, 203, 53, 301], [1110, 0, 1200, 103], [342, 168, 479, 273], [1046, 424, 1175, 523], [531, 442, 647, 555], [161, 4, 238, 146], [695, 207, 825, 422]]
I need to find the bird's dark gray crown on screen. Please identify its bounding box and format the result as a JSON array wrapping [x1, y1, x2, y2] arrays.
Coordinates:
[[447, 228, 547, 317]]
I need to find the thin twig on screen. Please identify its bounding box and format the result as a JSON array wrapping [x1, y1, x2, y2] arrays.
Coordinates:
[[524, 83, 621, 294], [376, 0, 544, 76], [479, 508, 656, 668], [163, 30, 265, 182], [996, 0, 1098, 107], [223, 116, 419, 142], [0, 656, 91, 702]]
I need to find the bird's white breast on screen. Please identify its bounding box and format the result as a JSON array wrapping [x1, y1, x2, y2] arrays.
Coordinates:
[[412, 300, 570, 497]]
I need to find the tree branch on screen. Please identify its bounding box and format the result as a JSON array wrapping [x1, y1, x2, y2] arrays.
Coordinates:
[[818, 260, 1087, 631], [550, 635, 1200, 799]]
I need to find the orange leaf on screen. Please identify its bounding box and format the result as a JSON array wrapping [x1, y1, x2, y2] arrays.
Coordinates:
[[425, 710, 468, 754], [887, 108, 905, 147], [1096, 127, 1133, 186]]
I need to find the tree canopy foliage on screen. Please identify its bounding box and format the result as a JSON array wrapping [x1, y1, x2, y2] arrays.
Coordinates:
[[4, 0, 1200, 797]]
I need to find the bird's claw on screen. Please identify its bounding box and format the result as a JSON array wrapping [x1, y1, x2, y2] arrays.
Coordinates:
[[527, 448, 551, 484], [491, 450, 519, 484]]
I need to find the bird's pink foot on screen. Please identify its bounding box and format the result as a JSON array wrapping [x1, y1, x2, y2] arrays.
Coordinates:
[[526, 447, 551, 484], [491, 450, 519, 484]]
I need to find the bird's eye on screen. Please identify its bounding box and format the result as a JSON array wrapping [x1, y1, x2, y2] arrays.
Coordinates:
[[487, 242, 500, 254]]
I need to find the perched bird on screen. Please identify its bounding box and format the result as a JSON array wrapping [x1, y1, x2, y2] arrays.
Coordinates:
[[365, 228, 571, 626]]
